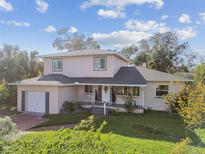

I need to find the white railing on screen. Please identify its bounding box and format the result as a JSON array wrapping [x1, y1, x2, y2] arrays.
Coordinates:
[[103, 101, 108, 116]]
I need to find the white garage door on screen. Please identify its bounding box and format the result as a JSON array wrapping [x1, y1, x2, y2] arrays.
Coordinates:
[[27, 92, 45, 113]]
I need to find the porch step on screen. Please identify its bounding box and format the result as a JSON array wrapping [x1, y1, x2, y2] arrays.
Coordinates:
[[91, 107, 111, 115]]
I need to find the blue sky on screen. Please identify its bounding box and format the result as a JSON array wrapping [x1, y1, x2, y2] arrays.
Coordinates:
[[0, 0, 205, 55]]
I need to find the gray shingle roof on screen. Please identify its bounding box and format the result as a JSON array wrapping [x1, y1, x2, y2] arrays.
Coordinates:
[[38, 74, 74, 84], [38, 66, 147, 85], [136, 66, 193, 82]]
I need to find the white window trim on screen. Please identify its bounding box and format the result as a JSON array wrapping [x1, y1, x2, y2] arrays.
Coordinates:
[[115, 86, 140, 97], [155, 84, 169, 98], [52, 59, 63, 72], [84, 85, 94, 94], [93, 56, 107, 71]]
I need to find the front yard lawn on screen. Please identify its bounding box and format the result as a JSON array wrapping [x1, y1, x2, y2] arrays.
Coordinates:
[[33, 110, 205, 148], [35, 112, 91, 128], [96, 111, 205, 146]]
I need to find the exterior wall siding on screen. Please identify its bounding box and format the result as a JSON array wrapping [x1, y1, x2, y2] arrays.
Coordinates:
[[17, 85, 59, 114], [77, 85, 95, 103], [58, 86, 78, 111], [44, 55, 113, 77], [144, 81, 185, 111], [17, 82, 186, 113], [112, 55, 129, 75], [115, 96, 141, 106], [43, 55, 129, 77]]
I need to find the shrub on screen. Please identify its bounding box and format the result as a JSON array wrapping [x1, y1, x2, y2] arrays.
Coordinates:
[[74, 115, 96, 131], [124, 95, 135, 113], [3, 117, 110, 154], [164, 84, 205, 129], [109, 109, 120, 116], [0, 117, 18, 141], [171, 137, 192, 154], [62, 101, 75, 112], [0, 116, 18, 152], [74, 115, 107, 132]]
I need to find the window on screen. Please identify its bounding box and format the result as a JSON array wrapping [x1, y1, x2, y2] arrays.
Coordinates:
[[115, 86, 140, 96], [156, 85, 169, 97], [84, 85, 93, 94], [132, 87, 140, 96], [52, 59, 63, 72], [93, 57, 107, 71], [115, 87, 123, 95]]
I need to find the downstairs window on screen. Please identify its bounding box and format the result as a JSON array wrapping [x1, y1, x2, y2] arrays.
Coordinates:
[[156, 85, 169, 97], [84, 85, 93, 94]]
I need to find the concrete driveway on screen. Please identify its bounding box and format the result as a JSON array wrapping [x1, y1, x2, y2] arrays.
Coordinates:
[[11, 113, 47, 131]]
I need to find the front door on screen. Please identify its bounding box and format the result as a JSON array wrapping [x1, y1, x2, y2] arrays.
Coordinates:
[[95, 86, 102, 102]]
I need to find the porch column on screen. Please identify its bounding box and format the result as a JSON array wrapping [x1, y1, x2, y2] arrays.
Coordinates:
[[93, 85, 96, 105], [140, 87, 145, 108]]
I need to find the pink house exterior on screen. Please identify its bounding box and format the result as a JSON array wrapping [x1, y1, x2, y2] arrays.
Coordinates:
[[11, 50, 192, 114]]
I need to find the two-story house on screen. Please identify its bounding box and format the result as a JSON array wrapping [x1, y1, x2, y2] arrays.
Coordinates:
[[11, 50, 192, 114]]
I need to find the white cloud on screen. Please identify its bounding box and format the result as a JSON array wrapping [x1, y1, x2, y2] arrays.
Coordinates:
[[196, 21, 201, 25], [43, 25, 56, 32], [81, 0, 164, 10], [0, 20, 31, 27], [176, 27, 197, 40], [0, 0, 13, 11], [35, 0, 48, 13], [199, 12, 205, 23], [160, 15, 168, 20], [92, 30, 150, 48], [125, 19, 170, 33], [179, 14, 191, 23], [97, 9, 126, 18], [68, 26, 78, 33]]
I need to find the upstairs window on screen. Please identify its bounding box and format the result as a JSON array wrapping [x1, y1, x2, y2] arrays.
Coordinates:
[[156, 85, 169, 97], [52, 59, 63, 72], [84, 85, 93, 94], [93, 57, 107, 71]]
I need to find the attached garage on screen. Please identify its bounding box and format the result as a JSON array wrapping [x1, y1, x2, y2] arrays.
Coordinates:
[[27, 92, 46, 113], [17, 85, 59, 114]]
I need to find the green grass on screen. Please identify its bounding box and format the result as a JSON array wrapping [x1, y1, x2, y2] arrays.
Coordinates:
[[96, 111, 205, 146], [3, 129, 205, 154], [3, 111, 205, 153], [34, 110, 205, 147], [35, 112, 91, 128]]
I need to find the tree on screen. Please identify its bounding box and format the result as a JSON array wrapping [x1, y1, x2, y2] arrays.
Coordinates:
[[122, 32, 195, 73], [53, 28, 100, 51], [164, 84, 205, 129], [0, 82, 9, 103], [0, 44, 43, 104], [121, 45, 138, 60], [194, 63, 205, 84], [0, 44, 43, 82], [28, 51, 43, 78]]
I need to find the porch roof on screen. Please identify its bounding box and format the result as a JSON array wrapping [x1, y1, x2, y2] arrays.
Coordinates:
[[38, 66, 147, 86]]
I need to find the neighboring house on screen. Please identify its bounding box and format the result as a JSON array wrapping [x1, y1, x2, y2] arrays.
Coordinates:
[[10, 50, 192, 114]]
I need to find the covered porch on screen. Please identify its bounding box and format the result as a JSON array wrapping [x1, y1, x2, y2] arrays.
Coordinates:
[[77, 84, 146, 114]]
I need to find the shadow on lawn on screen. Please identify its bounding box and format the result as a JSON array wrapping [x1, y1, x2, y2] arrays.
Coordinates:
[[96, 111, 205, 147]]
